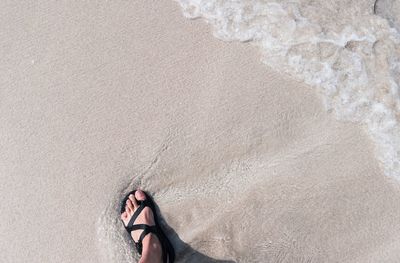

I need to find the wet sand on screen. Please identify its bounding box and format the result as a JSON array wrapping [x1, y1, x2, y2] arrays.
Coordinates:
[[1, 1, 400, 262]]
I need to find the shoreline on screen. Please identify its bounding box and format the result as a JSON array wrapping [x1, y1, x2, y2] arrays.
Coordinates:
[[1, 0, 400, 262]]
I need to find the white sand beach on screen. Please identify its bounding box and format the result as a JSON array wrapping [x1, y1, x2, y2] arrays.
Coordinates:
[[1, 1, 400, 262]]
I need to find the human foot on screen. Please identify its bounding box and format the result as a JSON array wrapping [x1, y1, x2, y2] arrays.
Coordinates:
[[121, 190, 162, 263]]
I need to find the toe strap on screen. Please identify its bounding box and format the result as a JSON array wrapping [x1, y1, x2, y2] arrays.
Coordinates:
[[125, 202, 146, 231], [125, 199, 153, 231]]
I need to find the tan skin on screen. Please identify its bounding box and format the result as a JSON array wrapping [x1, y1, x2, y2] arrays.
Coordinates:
[[121, 190, 162, 263]]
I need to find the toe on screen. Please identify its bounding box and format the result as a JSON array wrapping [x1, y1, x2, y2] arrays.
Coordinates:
[[126, 199, 134, 212], [129, 194, 138, 208], [120, 211, 127, 220], [135, 189, 146, 201], [125, 203, 131, 213]]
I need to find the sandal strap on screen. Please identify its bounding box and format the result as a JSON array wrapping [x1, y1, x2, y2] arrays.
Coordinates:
[[128, 224, 149, 231], [137, 225, 158, 244], [125, 200, 149, 232], [131, 224, 159, 256], [125, 200, 158, 241]]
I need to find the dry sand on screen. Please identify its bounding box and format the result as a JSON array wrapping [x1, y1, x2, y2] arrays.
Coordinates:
[[1, 1, 400, 262]]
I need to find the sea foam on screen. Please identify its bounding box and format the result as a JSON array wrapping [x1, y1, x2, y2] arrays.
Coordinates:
[[175, 0, 400, 180]]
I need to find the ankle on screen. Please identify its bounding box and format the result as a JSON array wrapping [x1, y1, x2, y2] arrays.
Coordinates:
[[139, 234, 162, 263]]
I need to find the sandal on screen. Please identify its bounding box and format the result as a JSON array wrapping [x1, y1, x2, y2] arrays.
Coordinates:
[[120, 190, 175, 263]]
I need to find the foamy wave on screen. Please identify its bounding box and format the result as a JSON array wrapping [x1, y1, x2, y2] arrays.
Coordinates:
[[175, 0, 400, 180]]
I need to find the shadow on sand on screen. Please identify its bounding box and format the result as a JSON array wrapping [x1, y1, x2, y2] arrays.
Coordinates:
[[164, 225, 236, 263], [153, 198, 236, 263]]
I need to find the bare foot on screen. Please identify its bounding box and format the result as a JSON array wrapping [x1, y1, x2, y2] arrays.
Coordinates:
[[121, 190, 162, 263]]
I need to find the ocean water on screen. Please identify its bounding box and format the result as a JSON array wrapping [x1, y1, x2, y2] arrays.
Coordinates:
[[175, 0, 400, 180]]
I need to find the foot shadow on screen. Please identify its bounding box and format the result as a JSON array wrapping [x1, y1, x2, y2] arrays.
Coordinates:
[[165, 226, 236, 263], [153, 200, 236, 263]]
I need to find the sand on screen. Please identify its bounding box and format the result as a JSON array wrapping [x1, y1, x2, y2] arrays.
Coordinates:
[[1, 1, 400, 262]]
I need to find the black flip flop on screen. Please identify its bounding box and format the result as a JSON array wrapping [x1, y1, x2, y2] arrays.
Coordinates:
[[120, 190, 175, 263]]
